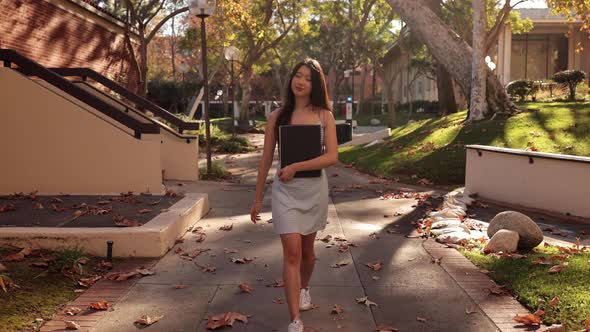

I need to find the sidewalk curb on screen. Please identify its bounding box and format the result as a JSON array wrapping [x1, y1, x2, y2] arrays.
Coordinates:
[[422, 239, 533, 332]]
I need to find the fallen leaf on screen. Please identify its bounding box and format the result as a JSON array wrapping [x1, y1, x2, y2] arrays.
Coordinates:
[[267, 279, 284, 287], [78, 275, 101, 287], [488, 285, 511, 296], [89, 300, 109, 310], [174, 284, 189, 289], [239, 283, 253, 293], [365, 261, 383, 271], [329, 304, 344, 315], [273, 297, 284, 304], [137, 268, 155, 276], [431, 257, 442, 265], [513, 313, 542, 325], [330, 261, 350, 268], [138, 208, 152, 214], [219, 224, 233, 231], [223, 248, 238, 254], [64, 307, 82, 316], [202, 266, 216, 273], [548, 262, 569, 274], [375, 325, 398, 331], [371, 276, 381, 281], [418, 178, 433, 186], [64, 320, 80, 330], [0, 204, 16, 213], [51, 197, 64, 203], [99, 261, 113, 270], [355, 296, 378, 307], [465, 305, 477, 315], [206, 312, 249, 330], [105, 271, 138, 281], [148, 200, 161, 206], [549, 296, 560, 307], [416, 317, 427, 323], [33, 202, 44, 210], [31, 262, 49, 268], [134, 314, 163, 327], [160, 208, 170, 213]]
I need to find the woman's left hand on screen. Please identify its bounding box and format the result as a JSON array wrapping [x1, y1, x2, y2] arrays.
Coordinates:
[[278, 165, 296, 182]]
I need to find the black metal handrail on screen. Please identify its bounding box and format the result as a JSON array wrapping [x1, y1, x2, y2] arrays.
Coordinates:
[[0, 49, 159, 139], [49, 67, 201, 133], [72, 81, 197, 143]]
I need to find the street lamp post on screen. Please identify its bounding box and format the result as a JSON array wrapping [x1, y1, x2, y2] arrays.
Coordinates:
[[224, 46, 241, 137], [189, 0, 216, 175]]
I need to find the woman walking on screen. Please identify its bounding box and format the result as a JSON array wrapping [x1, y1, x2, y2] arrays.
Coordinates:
[[250, 58, 338, 332]]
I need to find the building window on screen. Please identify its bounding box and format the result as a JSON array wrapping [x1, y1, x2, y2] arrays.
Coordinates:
[[510, 33, 568, 81]]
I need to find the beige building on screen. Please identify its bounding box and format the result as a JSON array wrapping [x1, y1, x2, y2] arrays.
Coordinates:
[[382, 8, 590, 104]]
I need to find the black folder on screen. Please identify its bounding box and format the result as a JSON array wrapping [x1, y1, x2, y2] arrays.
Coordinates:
[[279, 125, 322, 178]]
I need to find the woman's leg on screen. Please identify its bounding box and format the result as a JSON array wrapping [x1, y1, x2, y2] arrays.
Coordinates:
[[300, 232, 317, 289], [280, 233, 303, 321]]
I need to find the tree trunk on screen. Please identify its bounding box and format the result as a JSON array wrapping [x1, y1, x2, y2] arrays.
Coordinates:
[[240, 66, 254, 122], [470, 0, 487, 121], [385, 0, 518, 117], [387, 78, 396, 128], [357, 66, 368, 114], [426, 0, 458, 114], [273, 64, 286, 102]]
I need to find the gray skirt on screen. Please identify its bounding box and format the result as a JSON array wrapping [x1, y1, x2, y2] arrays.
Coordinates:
[[271, 168, 329, 235]]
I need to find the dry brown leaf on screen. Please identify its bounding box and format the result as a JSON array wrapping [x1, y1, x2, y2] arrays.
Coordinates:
[[51, 197, 64, 203], [273, 297, 285, 304], [223, 248, 238, 254], [31, 262, 49, 268], [134, 314, 163, 327], [375, 325, 398, 332], [202, 266, 216, 273], [99, 260, 113, 270], [219, 224, 233, 231], [138, 208, 152, 214], [89, 300, 109, 310], [465, 305, 478, 315], [97, 200, 111, 205], [78, 275, 101, 287], [548, 262, 569, 274], [106, 271, 138, 281], [267, 279, 284, 288], [137, 268, 155, 276], [0, 204, 16, 213], [331, 304, 344, 315], [64, 320, 80, 330], [0, 275, 8, 292], [148, 200, 161, 206], [513, 313, 542, 325], [549, 296, 560, 307], [206, 312, 249, 330], [416, 317, 427, 323], [488, 285, 511, 296], [174, 284, 189, 289], [33, 202, 44, 210], [239, 283, 253, 293], [355, 296, 378, 307], [330, 261, 350, 268], [160, 208, 170, 213], [365, 261, 383, 271], [64, 307, 82, 316]]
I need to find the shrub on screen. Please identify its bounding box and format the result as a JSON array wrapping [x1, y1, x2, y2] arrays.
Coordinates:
[[200, 161, 231, 180], [552, 70, 587, 100], [506, 80, 536, 101]]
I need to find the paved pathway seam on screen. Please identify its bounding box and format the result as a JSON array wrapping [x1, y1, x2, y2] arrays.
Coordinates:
[[422, 239, 532, 332]]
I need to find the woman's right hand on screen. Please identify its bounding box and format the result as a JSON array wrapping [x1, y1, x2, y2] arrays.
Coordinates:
[[250, 201, 262, 223]]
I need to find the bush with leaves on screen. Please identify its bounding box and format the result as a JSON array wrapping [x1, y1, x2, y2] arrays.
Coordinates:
[[552, 70, 587, 101], [506, 80, 536, 101]]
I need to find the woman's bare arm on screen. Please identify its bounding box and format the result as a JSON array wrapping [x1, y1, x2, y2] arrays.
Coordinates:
[[253, 110, 279, 202]]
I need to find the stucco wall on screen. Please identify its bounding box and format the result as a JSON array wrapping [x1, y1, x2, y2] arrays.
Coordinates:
[[465, 145, 590, 219], [0, 67, 163, 195]]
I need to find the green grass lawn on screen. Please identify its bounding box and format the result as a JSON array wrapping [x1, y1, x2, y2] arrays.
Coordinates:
[[338, 101, 590, 185], [462, 244, 590, 330]]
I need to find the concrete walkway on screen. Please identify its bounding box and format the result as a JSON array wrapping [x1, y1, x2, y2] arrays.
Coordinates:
[[91, 134, 501, 332]]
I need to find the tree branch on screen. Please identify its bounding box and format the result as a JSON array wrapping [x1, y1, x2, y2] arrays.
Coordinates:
[[146, 6, 189, 44], [145, 0, 166, 26]]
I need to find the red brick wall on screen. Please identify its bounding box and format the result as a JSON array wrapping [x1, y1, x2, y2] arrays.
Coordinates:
[[0, 0, 139, 92]]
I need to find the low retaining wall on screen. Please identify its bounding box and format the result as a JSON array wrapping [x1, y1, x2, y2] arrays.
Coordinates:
[[465, 145, 590, 219], [0, 194, 209, 257]]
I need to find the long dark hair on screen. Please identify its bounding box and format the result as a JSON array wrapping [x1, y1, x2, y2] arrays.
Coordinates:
[[275, 58, 331, 140]]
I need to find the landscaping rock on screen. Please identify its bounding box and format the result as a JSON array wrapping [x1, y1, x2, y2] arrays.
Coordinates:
[[487, 211, 543, 250], [430, 225, 470, 236], [435, 231, 473, 244], [485, 229, 519, 253], [431, 218, 462, 229], [370, 118, 381, 125], [430, 207, 466, 219]]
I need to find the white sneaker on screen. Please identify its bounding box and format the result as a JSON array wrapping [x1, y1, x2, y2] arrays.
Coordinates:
[[299, 288, 313, 311], [288, 319, 304, 332]]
